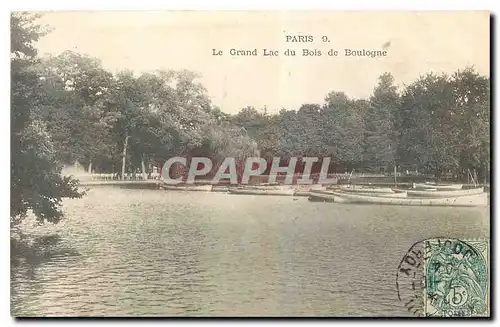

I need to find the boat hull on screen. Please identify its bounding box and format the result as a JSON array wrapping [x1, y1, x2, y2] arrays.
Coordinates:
[[338, 186, 395, 194], [308, 191, 346, 203], [160, 184, 213, 191], [413, 183, 463, 190], [244, 185, 292, 191], [228, 188, 295, 196], [355, 192, 408, 198], [407, 187, 484, 198], [309, 190, 407, 202], [211, 185, 230, 192], [331, 191, 487, 207], [294, 185, 326, 196]]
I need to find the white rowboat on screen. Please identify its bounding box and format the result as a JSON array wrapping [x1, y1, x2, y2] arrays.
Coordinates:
[[309, 190, 407, 202], [330, 191, 487, 207], [338, 185, 395, 194], [355, 192, 408, 198], [308, 191, 346, 202], [407, 187, 484, 198], [413, 183, 463, 190], [160, 184, 213, 191], [244, 185, 293, 190], [211, 185, 230, 192], [228, 187, 295, 196], [294, 185, 326, 196]]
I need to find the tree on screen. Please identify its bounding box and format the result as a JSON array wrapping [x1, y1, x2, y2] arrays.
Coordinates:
[[232, 106, 267, 141], [11, 12, 83, 225], [450, 68, 490, 181], [277, 109, 301, 157], [398, 73, 460, 178], [11, 13, 490, 188], [258, 114, 281, 159], [100, 69, 220, 178], [321, 92, 365, 171], [31, 51, 117, 169], [104, 70, 149, 178], [363, 73, 399, 172], [295, 104, 324, 157]]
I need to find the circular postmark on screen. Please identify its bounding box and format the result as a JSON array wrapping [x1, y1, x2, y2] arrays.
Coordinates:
[[396, 237, 489, 317], [396, 239, 426, 316]]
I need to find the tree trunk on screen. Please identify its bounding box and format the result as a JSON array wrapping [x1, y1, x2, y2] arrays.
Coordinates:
[[141, 153, 147, 180], [435, 164, 441, 182], [121, 135, 130, 181], [88, 161, 93, 174]]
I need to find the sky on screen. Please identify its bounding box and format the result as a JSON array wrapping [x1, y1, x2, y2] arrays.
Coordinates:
[[35, 11, 490, 114]]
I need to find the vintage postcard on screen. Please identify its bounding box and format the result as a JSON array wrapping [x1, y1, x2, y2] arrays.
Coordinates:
[[10, 11, 490, 317]]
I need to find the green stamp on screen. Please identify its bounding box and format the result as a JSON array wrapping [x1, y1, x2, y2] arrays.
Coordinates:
[[424, 238, 489, 317]]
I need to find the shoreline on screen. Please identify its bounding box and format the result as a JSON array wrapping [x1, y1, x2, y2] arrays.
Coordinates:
[[77, 180, 490, 192], [78, 180, 160, 186]]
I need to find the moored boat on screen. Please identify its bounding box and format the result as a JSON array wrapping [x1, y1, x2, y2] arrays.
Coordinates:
[[228, 187, 295, 196], [354, 191, 408, 198], [160, 184, 213, 191], [413, 183, 463, 191], [329, 191, 487, 207], [338, 185, 395, 194], [308, 189, 407, 202], [211, 185, 229, 192], [391, 188, 409, 193], [244, 184, 293, 190], [308, 190, 346, 202], [407, 187, 484, 198], [293, 185, 326, 196]]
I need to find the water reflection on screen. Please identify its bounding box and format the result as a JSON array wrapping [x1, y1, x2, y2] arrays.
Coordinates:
[[11, 187, 489, 316]]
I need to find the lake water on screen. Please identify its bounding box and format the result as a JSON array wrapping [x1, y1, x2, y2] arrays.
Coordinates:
[[10, 187, 490, 317]]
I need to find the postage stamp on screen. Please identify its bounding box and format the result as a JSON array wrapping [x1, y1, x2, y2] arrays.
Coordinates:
[[423, 238, 489, 317]]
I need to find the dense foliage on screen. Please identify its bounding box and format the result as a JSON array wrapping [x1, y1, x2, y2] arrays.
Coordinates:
[[11, 13, 84, 225]]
